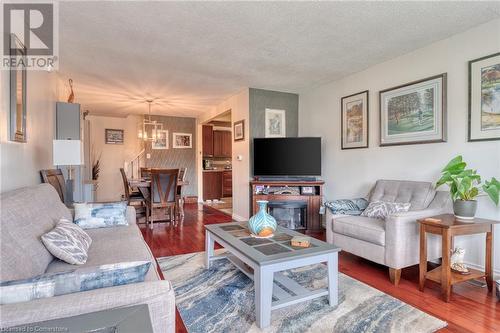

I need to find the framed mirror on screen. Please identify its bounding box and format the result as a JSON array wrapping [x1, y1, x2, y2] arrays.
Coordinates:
[[10, 33, 27, 142]]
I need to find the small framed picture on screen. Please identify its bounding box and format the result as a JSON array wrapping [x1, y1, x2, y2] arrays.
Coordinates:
[[172, 132, 192, 148], [105, 129, 124, 144], [379, 73, 447, 146], [468, 52, 500, 142], [265, 109, 286, 138], [341, 90, 369, 149], [234, 119, 245, 141], [301, 186, 315, 195], [152, 130, 168, 149]]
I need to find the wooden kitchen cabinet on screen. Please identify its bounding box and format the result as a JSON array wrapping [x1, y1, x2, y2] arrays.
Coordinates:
[[213, 130, 232, 158], [202, 125, 214, 157], [221, 131, 232, 157], [222, 171, 232, 197], [203, 172, 222, 200]]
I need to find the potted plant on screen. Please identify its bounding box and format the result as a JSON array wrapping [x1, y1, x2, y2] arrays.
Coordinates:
[[436, 155, 499, 219]]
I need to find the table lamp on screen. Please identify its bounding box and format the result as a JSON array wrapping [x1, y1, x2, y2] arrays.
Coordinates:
[[53, 139, 83, 204]]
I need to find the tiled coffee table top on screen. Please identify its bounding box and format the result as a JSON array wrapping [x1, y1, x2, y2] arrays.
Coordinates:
[[206, 222, 339, 266]]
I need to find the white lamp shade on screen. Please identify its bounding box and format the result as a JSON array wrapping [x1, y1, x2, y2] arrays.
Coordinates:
[[53, 140, 83, 166]]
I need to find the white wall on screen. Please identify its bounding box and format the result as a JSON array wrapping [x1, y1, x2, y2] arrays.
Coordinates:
[[197, 88, 250, 220], [0, 69, 58, 193], [87, 114, 142, 201], [299, 19, 500, 273]]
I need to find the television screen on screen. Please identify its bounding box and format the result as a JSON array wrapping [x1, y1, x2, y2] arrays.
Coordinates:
[[253, 137, 321, 176]]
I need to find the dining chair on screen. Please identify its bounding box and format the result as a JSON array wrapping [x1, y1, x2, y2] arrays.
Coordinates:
[[40, 169, 67, 204], [147, 168, 179, 229], [140, 167, 152, 179], [120, 168, 146, 206], [177, 167, 187, 218]]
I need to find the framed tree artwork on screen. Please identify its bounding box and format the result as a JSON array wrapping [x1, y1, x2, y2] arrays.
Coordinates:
[[173, 132, 192, 148], [265, 109, 286, 138], [152, 130, 168, 149], [379, 73, 447, 146], [341, 90, 369, 149], [468, 52, 500, 142]]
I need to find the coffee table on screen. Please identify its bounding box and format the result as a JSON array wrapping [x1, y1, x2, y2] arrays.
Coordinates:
[[205, 222, 340, 329]]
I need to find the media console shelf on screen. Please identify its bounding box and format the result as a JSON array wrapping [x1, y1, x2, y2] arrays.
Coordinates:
[[250, 179, 324, 231]]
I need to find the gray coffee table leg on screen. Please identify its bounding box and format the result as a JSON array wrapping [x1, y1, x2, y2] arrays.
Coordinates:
[[255, 267, 273, 328], [205, 231, 214, 269], [327, 253, 339, 306]]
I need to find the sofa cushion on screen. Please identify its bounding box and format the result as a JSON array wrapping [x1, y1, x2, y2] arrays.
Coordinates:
[[45, 224, 159, 282], [0, 184, 73, 282], [369, 180, 436, 211], [41, 219, 92, 265], [333, 216, 386, 246]]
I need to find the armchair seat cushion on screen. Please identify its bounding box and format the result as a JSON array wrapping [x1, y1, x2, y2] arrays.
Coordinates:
[[333, 216, 386, 246]]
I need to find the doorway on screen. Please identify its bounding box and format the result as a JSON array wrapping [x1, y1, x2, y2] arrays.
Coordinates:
[[201, 110, 233, 215]]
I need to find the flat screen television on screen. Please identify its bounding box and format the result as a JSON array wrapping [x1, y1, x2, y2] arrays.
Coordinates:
[[253, 137, 321, 176]]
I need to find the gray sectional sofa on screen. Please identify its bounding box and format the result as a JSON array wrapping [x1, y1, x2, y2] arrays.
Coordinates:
[[326, 180, 452, 285], [0, 184, 175, 332]]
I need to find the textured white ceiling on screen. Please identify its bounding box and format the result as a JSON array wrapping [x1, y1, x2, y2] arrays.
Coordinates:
[[58, 1, 500, 117]]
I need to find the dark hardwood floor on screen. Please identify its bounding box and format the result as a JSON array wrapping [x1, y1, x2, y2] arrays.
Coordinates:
[[139, 204, 499, 333]]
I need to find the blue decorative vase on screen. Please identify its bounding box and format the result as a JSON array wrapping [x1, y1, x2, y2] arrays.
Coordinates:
[[248, 200, 277, 237]]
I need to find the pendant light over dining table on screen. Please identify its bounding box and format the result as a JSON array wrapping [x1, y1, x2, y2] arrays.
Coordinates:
[[138, 99, 164, 141]]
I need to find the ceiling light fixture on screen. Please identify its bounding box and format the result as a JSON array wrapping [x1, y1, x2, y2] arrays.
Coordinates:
[[138, 99, 164, 141]]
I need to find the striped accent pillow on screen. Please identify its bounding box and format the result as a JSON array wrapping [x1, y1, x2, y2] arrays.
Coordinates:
[[41, 219, 92, 265]]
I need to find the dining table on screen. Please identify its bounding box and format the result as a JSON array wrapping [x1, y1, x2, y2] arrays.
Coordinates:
[[128, 178, 190, 218]]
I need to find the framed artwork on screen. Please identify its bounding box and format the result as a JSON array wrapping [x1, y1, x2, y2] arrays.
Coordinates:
[[173, 132, 192, 148], [233, 119, 245, 141], [468, 52, 500, 142], [341, 90, 369, 149], [265, 109, 286, 137], [152, 130, 168, 149], [9, 34, 27, 143], [105, 129, 124, 144], [379, 73, 447, 146]]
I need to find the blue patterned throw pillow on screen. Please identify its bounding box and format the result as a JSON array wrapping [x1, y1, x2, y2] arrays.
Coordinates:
[[325, 198, 369, 216], [0, 261, 151, 305], [74, 202, 128, 229]]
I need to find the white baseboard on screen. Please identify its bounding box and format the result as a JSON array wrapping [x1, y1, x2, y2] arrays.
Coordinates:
[[431, 259, 500, 279], [463, 261, 500, 279]]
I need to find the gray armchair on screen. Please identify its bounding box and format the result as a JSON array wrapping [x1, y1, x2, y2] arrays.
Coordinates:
[[325, 180, 452, 285]]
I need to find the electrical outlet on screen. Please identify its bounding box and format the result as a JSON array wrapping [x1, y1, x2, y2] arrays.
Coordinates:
[[146, 153, 151, 159]]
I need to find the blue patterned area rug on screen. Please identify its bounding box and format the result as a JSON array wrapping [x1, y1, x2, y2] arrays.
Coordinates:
[[158, 252, 446, 333]]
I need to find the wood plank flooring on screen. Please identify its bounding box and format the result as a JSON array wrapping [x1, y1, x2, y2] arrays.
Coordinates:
[[139, 204, 499, 333]]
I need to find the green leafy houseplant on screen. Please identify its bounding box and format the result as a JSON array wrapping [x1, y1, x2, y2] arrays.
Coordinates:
[[436, 156, 500, 218]]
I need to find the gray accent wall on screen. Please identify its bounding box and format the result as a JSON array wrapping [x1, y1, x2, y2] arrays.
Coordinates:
[[249, 88, 299, 175], [145, 115, 197, 196]]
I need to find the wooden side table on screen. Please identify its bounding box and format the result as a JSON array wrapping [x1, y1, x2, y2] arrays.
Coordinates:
[[418, 214, 498, 302]]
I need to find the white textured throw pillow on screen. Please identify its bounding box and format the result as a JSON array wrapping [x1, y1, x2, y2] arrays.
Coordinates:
[[74, 202, 127, 229], [361, 201, 411, 219], [41, 219, 92, 265]]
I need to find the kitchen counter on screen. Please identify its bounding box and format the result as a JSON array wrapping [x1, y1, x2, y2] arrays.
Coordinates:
[[203, 169, 232, 172]]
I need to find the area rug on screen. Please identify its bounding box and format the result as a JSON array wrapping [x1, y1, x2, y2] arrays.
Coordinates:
[[158, 252, 446, 333]]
